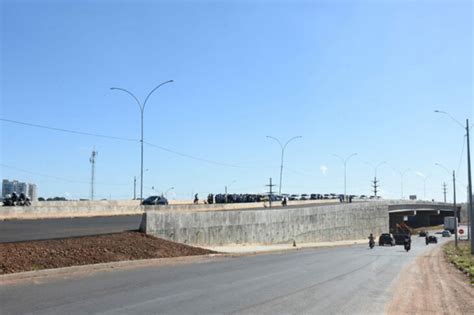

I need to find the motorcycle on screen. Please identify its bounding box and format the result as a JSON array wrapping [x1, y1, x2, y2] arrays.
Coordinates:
[[404, 240, 411, 252], [369, 239, 375, 249]]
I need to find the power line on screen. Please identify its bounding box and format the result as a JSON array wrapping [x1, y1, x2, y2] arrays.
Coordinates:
[[0, 163, 129, 186], [143, 141, 244, 168], [0, 118, 137, 142], [1, 163, 90, 184], [1, 118, 245, 169]]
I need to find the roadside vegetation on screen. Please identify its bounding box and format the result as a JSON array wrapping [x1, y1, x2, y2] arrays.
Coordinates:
[[444, 241, 474, 285]]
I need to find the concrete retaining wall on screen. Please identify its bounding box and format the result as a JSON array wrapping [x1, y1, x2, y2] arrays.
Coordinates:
[[143, 201, 389, 246]]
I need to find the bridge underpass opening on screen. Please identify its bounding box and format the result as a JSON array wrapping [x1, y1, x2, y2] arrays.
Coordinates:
[[389, 209, 457, 231]]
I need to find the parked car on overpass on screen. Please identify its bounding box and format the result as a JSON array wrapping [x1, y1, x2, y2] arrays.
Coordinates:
[[289, 194, 299, 200], [141, 195, 169, 206]]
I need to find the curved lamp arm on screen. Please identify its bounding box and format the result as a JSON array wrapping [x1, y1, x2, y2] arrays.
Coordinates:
[[434, 110, 465, 129], [143, 80, 174, 110], [110, 87, 143, 111], [266, 136, 283, 149], [283, 136, 303, 150]]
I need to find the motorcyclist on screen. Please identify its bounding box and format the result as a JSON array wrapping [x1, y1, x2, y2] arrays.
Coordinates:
[[368, 233, 375, 248], [281, 196, 288, 207], [11, 192, 18, 202], [403, 234, 412, 251]]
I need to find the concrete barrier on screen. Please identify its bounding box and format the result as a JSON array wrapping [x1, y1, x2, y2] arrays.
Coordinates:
[[0, 200, 143, 220], [0, 199, 336, 220], [142, 201, 390, 246]]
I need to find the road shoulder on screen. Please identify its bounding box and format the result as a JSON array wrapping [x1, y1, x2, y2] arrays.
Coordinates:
[[387, 244, 473, 314]]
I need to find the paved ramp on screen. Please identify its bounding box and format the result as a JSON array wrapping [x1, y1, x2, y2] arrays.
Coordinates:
[[0, 215, 143, 243]]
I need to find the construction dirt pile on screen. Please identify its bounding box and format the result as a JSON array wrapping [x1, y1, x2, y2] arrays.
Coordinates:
[[0, 232, 216, 274]]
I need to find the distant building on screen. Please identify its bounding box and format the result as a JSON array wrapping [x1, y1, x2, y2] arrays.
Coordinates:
[[2, 179, 15, 197], [28, 183, 38, 202], [2, 179, 38, 201]]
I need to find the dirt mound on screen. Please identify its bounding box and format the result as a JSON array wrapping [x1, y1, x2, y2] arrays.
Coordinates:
[[387, 244, 473, 314], [0, 232, 215, 274]]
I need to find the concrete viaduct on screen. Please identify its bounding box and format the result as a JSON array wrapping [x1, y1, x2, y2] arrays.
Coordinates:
[[387, 201, 459, 230]]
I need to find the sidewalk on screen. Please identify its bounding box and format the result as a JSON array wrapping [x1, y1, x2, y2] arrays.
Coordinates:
[[204, 239, 367, 254]]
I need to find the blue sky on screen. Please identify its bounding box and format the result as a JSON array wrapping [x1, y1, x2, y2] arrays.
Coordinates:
[[1, 0, 472, 201]]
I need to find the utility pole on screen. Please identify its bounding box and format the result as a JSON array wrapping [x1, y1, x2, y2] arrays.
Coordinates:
[[466, 119, 473, 251], [372, 177, 379, 197], [89, 149, 98, 201], [266, 177, 276, 208], [442, 182, 447, 203], [225, 180, 237, 203], [453, 170, 458, 248], [366, 161, 386, 198], [133, 176, 136, 200], [434, 111, 473, 253]]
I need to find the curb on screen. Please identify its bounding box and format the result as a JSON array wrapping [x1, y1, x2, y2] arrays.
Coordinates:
[[0, 254, 229, 285]]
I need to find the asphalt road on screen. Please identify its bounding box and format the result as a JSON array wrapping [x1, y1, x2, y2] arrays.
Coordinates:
[[0, 236, 450, 314], [0, 215, 143, 243]]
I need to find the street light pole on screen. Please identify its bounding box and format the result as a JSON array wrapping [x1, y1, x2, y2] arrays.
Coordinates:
[[435, 163, 458, 247], [416, 174, 430, 200], [443, 182, 447, 203], [435, 110, 473, 252], [423, 176, 429, 200], [334, 153, 358, 202], [436, 163, 458, 248], [225, 180, 237, 195], [266, 136, 302, 195], [111, 80, 173, 201], [398, 169, 410, 199]]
